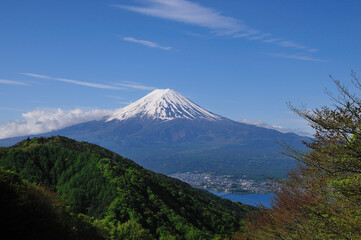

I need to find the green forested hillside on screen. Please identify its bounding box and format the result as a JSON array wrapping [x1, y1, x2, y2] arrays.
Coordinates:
[[0, 136, 254, 239], [0, 167, 107, 240]]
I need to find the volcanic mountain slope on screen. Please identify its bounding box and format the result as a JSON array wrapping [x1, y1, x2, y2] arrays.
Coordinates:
[[107, 88, 222, 121], [0, 136, 253, 239], [0, 89, 308, 178]]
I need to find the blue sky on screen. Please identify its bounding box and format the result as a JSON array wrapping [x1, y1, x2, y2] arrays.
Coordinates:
[[0, 0, 360, 138]]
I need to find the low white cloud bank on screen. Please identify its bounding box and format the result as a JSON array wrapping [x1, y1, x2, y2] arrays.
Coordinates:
[[239, 118, 313, 137], [0, 108, 113, 139]]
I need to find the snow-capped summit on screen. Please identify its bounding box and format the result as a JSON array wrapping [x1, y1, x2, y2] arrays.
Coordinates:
[[106, 89, 222, 122]]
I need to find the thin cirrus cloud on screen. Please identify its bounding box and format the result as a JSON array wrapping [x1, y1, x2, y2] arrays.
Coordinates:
[[21, 73, 125, 90], [278, 41, 307, 50], [123, 37, 172, 50], [0, 78, 28, 86], [114, 0, 322, 61], [0, 108, 114, 139], [21, 73, 156, 91], [115, 81, 156, 90], [263, 38, 282, 43], [113, 0, 246, 35], [270, 53, 326, 62]]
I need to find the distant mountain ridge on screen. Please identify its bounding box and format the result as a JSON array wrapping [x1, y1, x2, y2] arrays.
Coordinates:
[[0, 89, 308, 178]]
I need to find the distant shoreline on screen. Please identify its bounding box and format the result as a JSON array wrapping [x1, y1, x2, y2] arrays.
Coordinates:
[[209, 190, 276, 208]]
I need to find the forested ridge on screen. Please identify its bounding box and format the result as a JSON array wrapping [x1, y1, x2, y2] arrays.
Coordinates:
[[0, 136, 254, 240]]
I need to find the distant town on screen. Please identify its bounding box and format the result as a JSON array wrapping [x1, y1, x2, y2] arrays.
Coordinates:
[[169, 173, 280, 194]]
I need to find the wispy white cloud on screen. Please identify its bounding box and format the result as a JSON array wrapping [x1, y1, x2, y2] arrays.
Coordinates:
[[233, 29, 260, 38], [270, 53, 326, 62], [113, 0, 246, 35], [0, 79, 28, 86], [115, 0, 319, 55], [278, 41, 306, 49], [115, 81, 156, 90], [0, 108, 113, 139], [248, 33, 271, 40], [21, 73, 158, 92], [21, 73, 51, 79], [263, 38, 281, 43], [56, 78, 125, 90], [21, 73, 125, 90], [238, 118, 313, 137], [123, 37, 172, 50]]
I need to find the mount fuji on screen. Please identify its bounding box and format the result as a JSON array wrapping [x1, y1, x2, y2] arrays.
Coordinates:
[[107, 89, 222, 122], [0, 89, 307, 178]]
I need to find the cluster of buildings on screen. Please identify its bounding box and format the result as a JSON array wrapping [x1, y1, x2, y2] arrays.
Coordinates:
[[169, 173, 279, 194]]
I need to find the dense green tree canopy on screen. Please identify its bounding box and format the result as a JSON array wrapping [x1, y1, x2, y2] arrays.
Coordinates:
[[0, 136, 254, 239], [0, 167, 107, 240]]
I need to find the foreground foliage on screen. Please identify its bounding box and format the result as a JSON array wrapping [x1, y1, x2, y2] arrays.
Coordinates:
[[0, 167, 107, 240], [237, 74, 361, 239], [0, 136, 254, 239]]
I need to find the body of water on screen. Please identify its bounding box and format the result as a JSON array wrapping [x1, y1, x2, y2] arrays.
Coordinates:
[[209, 191, 276, 208]]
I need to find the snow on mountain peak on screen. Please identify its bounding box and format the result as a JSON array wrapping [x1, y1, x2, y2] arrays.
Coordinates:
[[106, 89, 222, 122]]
